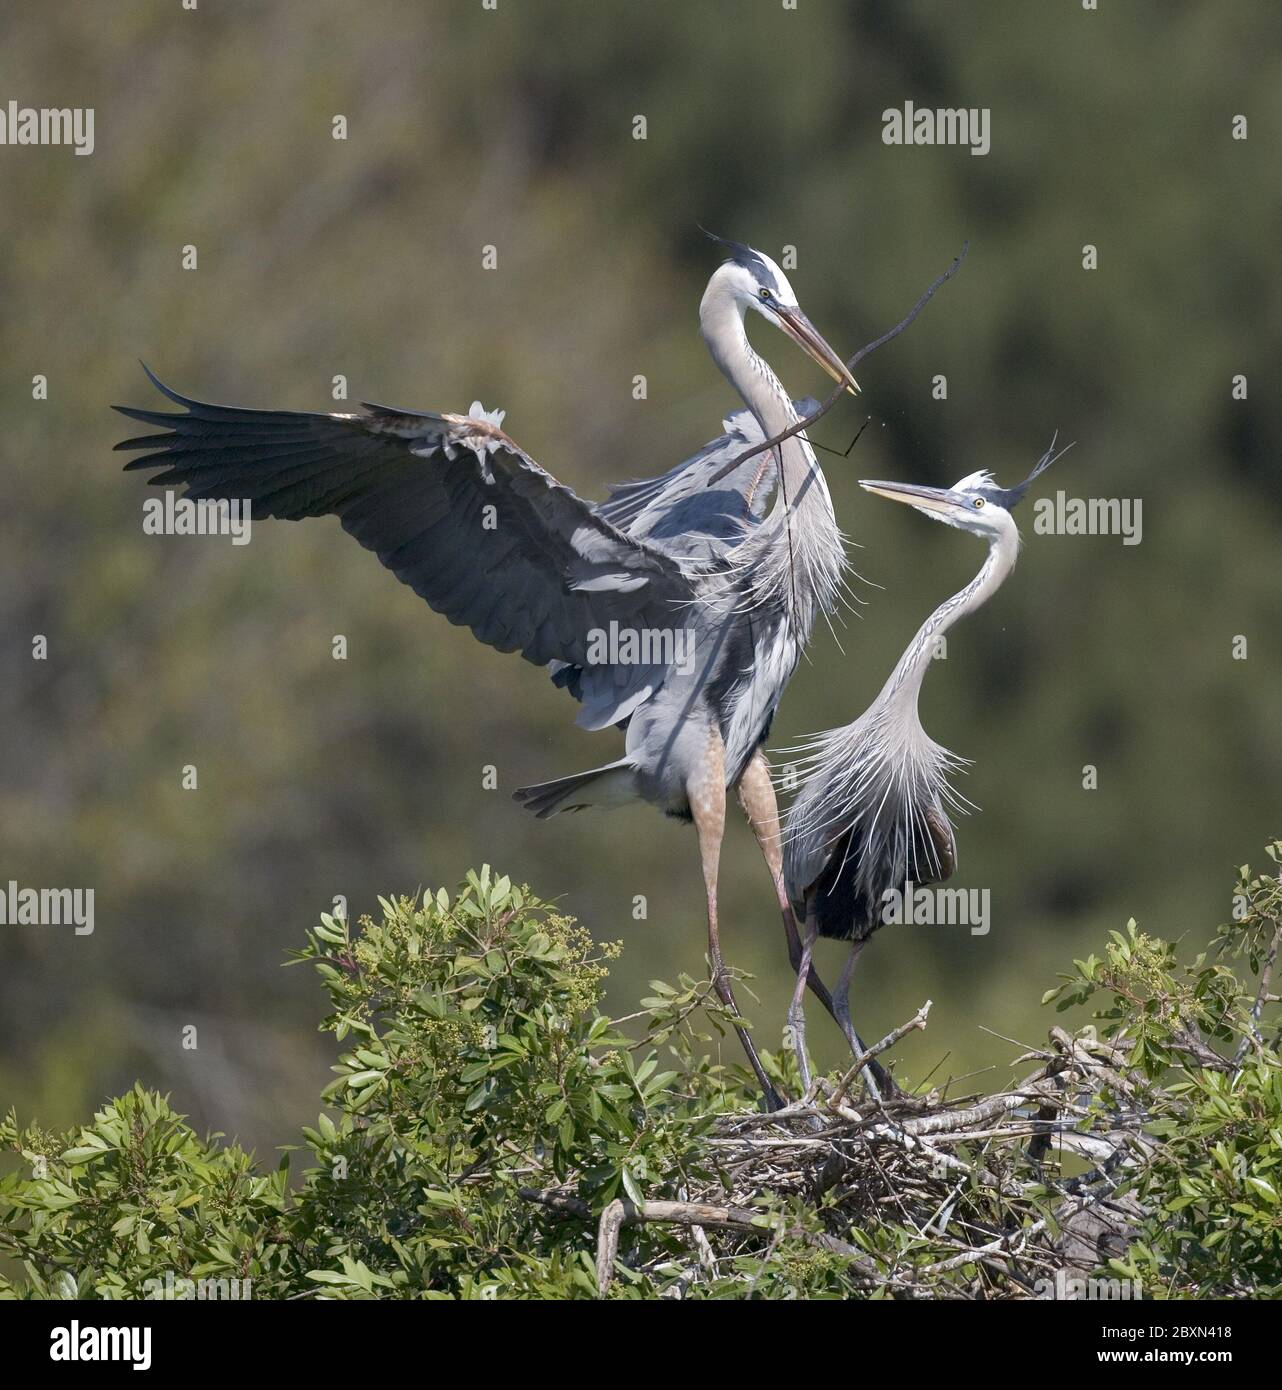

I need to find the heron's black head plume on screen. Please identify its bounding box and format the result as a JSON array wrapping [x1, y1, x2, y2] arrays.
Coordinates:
[[980, 433, 1073, 510], [697, 224, 787, 296]]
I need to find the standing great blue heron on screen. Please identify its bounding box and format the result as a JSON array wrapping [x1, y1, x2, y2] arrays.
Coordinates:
[[113, 237, 859, 1106], [781, 441, 1065, 1094]]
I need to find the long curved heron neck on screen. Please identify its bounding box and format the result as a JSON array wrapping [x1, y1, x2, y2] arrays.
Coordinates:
[[699, 286, 842, 632], [699, 290, 818, 493], [881, 523, 1020, 714]]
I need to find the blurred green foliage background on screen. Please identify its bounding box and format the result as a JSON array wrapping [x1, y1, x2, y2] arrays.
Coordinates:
[[1, 0, 1278, 1153]]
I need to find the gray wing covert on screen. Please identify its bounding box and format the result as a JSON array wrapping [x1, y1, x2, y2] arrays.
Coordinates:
[[595, 398, 822, 562], [544, 398, 822, 725]]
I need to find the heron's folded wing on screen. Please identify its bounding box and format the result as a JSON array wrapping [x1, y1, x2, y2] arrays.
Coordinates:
[[920, 803, 957, 883], [596, 398, 821, 559], [114, 368, 694, 672]]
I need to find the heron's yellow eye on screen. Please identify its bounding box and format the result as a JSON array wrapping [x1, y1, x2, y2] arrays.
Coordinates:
[[973, 498, 985, 508], [759, 287, 772, 300]]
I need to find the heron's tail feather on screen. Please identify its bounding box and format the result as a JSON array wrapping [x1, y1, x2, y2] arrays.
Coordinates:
[[512, 758, 637, 819]]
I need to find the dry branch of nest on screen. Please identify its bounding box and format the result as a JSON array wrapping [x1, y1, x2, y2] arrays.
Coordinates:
[[520, 1008, 1149, 1298]]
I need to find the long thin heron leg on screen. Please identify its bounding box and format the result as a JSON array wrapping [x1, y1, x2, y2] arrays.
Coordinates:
[[737, 752, 847, 1041], [690, 731, 782, 1111], [832, 940, 895, 1099], [787, 903, 820, 1092]]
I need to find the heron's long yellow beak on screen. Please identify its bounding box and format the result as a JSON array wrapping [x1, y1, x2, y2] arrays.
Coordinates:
[[776, 305, 860, 396], [859, 479, 961, 514]]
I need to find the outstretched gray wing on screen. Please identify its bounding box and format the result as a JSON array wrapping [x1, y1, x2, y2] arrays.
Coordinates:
[[596, 398, 821, 561], [114, 368, 694, 720]]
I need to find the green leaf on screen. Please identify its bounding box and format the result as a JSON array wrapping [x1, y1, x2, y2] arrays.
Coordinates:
[[344, 1070, 384, 1088]]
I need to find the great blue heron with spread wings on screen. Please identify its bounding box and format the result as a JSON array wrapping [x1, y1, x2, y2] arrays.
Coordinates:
[[114, 236, 860, 1109], [781, 440, 1067, 1096]]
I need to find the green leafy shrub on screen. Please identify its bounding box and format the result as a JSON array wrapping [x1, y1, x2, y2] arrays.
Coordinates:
[[1043, 842, 1282, 1298], [2, 854, 1279, 1299], [0, 1087, 289, 1299]]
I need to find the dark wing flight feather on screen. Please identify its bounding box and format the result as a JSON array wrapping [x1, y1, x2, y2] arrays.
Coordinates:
[[114, 367, 694, 688]]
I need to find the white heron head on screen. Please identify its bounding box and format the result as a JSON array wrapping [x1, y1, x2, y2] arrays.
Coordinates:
[[701, 231, 860, 395], [859, 436, 1070, 539]]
